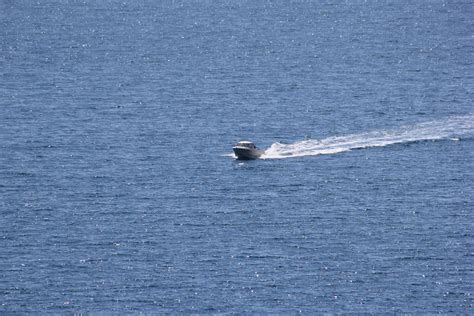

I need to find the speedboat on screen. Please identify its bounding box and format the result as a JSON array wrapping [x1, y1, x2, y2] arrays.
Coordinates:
[[233, 141, 264, 160]]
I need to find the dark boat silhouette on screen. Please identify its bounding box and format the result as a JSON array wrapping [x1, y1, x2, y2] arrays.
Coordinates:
[[232, 141, 264, 160]]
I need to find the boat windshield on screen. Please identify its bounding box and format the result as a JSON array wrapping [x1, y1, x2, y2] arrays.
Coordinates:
[[236, 142, 255, 149]]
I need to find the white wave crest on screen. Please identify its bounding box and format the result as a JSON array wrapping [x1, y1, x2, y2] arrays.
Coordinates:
[[262, 113, 474, 159]]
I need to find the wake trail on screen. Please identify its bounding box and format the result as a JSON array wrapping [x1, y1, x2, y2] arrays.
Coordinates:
[[261, 113, 474, 159]]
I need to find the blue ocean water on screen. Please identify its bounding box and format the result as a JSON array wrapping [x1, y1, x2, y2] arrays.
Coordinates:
[[1, 0, 473, 313]]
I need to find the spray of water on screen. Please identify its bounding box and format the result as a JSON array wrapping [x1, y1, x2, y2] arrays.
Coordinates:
[[261, 113, 474, 159]]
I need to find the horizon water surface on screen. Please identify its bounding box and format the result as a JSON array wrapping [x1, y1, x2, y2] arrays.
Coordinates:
[[1, 0, 473, 314]]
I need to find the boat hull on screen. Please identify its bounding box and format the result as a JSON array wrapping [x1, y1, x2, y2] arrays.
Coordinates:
[[233, 147, 264, 160]]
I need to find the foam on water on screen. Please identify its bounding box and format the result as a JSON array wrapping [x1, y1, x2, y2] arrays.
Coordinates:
[[262, 113, 474, 159]]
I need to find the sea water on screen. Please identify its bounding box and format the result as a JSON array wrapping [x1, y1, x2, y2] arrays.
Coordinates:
[[1, 0, 473, 313]]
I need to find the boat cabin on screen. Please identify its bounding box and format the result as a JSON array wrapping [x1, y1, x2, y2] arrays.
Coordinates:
[[235, 141, 257, 149]]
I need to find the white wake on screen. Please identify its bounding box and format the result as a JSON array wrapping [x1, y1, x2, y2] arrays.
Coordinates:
[[262, 113, 474, 159]]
